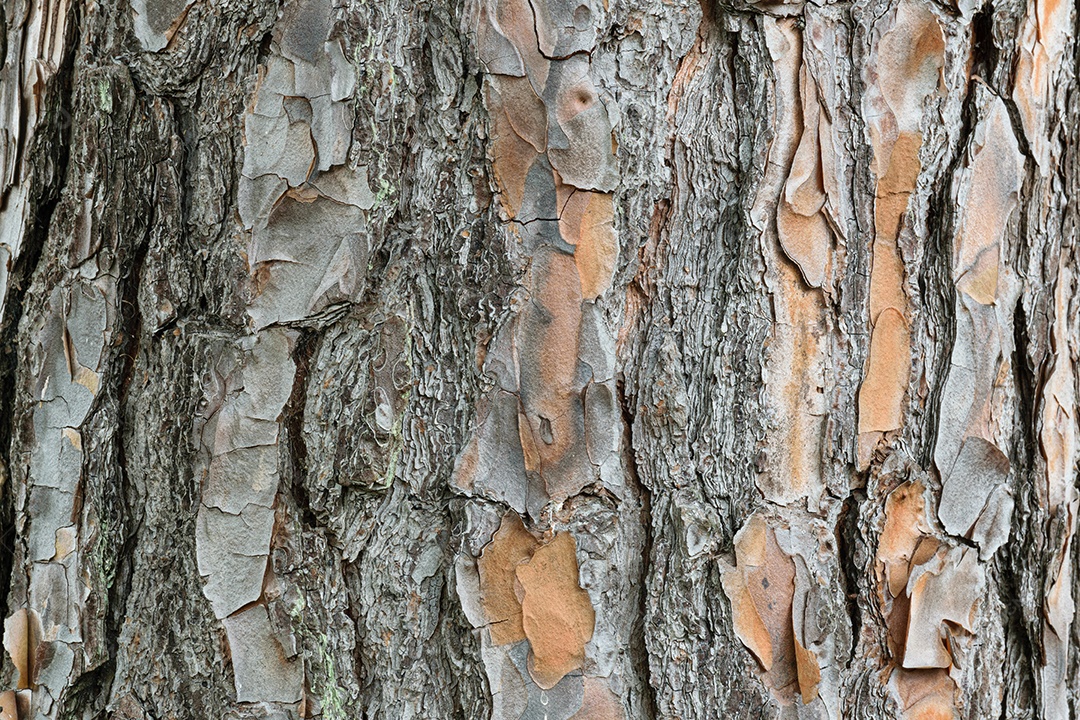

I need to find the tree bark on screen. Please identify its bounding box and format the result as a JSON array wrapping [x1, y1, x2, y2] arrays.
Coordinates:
[[0, 0, 1077, 717]]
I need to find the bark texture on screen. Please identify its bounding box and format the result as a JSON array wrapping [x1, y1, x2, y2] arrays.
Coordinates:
[[0, 0, 1077, 717]]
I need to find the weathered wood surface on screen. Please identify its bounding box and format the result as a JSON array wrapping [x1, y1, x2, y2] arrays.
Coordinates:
[[0, 0, 1077, 717]]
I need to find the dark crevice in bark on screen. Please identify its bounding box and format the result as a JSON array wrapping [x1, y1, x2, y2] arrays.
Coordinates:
[[837, 488, 865, 666], [998, 299, 1041, 718], [0, 0, 80, 650], [917, 57, 983, 471], [969, 4, 998, 86], [996, 9, 1046, 702], [256, 29, 274, 67], [284, 328, 320, 530], [342, 560, 370, 706], [618, 377, 658, 720]]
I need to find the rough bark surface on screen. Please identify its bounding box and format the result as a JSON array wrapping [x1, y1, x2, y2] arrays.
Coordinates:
[[0, 0, 1077, 717]]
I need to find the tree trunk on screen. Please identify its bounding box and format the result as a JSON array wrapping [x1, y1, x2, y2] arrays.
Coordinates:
[[0, 0, 1077, 717]]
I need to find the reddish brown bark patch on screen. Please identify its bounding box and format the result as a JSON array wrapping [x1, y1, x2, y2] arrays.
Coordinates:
[[478, 514, 540, 645], [517, 532, 596, 689]]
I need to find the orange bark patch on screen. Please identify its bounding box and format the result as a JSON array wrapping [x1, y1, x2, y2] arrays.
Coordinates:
[[875, 131, 923, 223], [576, 195, 618, 299], [478, 514, 539, 645], [489, 75, 547, 218], [776, 210, 831, 290], [794, 637, 822, 704], [517, 249, 593, 500], [561, 192, 617, 300], [0, 691, 14, 720], [892, 668, 957, 720], [722, 514, 820, 704], [517, 531, 596, 689], [494, 0, 550, 87], [496, 76, 548, 153], [878, 481, 939, 599], [721, 565, 774, 670], [491, 120, 539, 219], [859, 308, 911, 433], [861, 0, 943, 456]]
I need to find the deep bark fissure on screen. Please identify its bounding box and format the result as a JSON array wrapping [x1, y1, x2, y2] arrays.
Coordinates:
[[619, 377, 658, 720], [837, 488, 865, 665], [283, 328, 320, 530]]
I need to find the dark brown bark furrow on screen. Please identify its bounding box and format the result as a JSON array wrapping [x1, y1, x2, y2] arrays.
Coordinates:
[[0, 0, 1078, 717]]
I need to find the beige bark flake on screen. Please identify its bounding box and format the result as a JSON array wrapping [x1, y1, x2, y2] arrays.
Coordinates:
[[516, 531, 596, 689], [868, 0, 944, 172], [756, 18, 830, 508], [952, 97, 1023, 306], [492, 75, 548, 153], [477, 0, 526, 77], [937, 437, 1010, 539], [903, 547, 984, 670], [1041, 264, 1078, 720], [777, 63, 831, 289], [2, 608, 41, 690], [1041, 263, 1077, 509], [876, 482, 969, 718], [1013, 0, 1073, 171]]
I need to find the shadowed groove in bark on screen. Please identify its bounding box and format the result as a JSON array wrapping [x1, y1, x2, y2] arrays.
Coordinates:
[[837, 488, 865, 664], [619, 375, 658, 720], [1000, 299, 1041, 715], [284, 328, 320, 530], [0, 0, 79, 652]]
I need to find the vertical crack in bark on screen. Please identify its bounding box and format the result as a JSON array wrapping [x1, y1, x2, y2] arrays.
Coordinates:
[[617, 377, 657, 720], [969, 5, 999, 86], [1000, 298, 1041, 712], [837, 489, 865, 665], [0, 1, 79, 650], [918, 41, 987, 470], [283, 328, 319, 530]]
